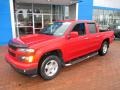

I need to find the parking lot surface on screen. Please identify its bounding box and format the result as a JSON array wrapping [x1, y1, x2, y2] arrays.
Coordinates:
[[0, 41, 120, 90]]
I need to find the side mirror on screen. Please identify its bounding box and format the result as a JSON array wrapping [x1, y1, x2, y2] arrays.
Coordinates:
[[70, 31, 79, 38]]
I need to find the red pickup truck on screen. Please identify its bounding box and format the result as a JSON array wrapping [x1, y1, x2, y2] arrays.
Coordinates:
[[6, 20, 114, 80]]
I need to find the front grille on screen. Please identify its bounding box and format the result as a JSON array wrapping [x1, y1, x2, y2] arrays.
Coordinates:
[[8, 44, 17, 51], [8, 50, 16, 57]]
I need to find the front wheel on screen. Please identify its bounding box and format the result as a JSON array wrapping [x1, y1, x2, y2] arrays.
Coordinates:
[[98, 41, 109, 56], [38, 55, 62, 80]]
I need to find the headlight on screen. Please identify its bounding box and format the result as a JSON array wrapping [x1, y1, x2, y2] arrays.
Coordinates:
[[18, 48, 35, 53], [17, 48, 35, 63]]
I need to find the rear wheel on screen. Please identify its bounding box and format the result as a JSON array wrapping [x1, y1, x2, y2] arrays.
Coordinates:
[[98, 41, 109, 56], [38, 55, 62, 80]]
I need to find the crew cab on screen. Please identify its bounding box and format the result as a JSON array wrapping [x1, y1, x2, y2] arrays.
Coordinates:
[[6, 20, 114, 80]]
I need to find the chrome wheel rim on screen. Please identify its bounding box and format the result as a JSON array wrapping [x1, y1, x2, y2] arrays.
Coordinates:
[[44, 60, 58, 77], [103, 44, 108, 54]]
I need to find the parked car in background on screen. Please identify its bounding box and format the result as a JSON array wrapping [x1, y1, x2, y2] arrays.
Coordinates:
[[112, 28, 120, 39], [108, 24, 120, 38]]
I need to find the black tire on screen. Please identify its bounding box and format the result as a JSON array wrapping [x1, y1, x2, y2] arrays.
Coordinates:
[[38, 55, 62, 80], [98, 41, 109, 56]]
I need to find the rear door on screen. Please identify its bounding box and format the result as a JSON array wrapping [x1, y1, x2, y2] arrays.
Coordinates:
[[86, 23, 101, 52]]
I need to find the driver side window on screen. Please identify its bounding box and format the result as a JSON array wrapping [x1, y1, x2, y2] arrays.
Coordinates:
[[72, 23, 86, 35]]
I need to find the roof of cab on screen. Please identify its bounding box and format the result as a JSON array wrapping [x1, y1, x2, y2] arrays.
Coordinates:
[[56, 20, 96, 23]]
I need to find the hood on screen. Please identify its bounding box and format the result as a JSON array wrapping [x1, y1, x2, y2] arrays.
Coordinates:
[[14, 34, 57, 46]]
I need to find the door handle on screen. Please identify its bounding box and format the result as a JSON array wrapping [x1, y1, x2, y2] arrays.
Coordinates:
[[84, 38, 89, 40], [96, 35, 100, 38]]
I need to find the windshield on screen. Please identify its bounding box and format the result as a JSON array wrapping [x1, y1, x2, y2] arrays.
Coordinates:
[[39, 22, 71, 36]]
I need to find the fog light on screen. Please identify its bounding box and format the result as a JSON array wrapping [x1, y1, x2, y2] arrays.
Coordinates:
[[21, 56, 34, 63], [27, 56, 34, 63]]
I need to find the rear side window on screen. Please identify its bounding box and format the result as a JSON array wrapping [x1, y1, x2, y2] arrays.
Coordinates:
[[87, 23, 97, 34], [72, 23, 86, 35]]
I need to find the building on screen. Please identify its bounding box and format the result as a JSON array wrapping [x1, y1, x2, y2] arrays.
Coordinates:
[[0, 0, 120, 45]]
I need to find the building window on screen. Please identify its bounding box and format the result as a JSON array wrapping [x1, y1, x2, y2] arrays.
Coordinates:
[[93, 8, 120, 30]]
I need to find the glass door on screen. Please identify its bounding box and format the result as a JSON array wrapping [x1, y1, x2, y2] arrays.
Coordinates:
[[33, 14, 52, 34], [34, 14, 43, 33], [15, 2, 33, 37], [43, 14, 51, 27], [16, 13, 33, 36]]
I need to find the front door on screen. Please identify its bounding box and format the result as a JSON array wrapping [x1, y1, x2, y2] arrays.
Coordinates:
[[63, 23, 90, 62]]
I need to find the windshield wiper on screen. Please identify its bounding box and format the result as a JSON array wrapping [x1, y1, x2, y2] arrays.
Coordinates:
[[39, 32, 53, 35], [44, 33, 53, 35]]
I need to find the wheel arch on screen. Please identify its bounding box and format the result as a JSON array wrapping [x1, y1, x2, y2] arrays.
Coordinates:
[[37, 49, 64, 74], [102, 38, 110, 47]]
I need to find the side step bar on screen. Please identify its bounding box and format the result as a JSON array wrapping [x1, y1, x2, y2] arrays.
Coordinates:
[[65, 52, 98, 67]]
